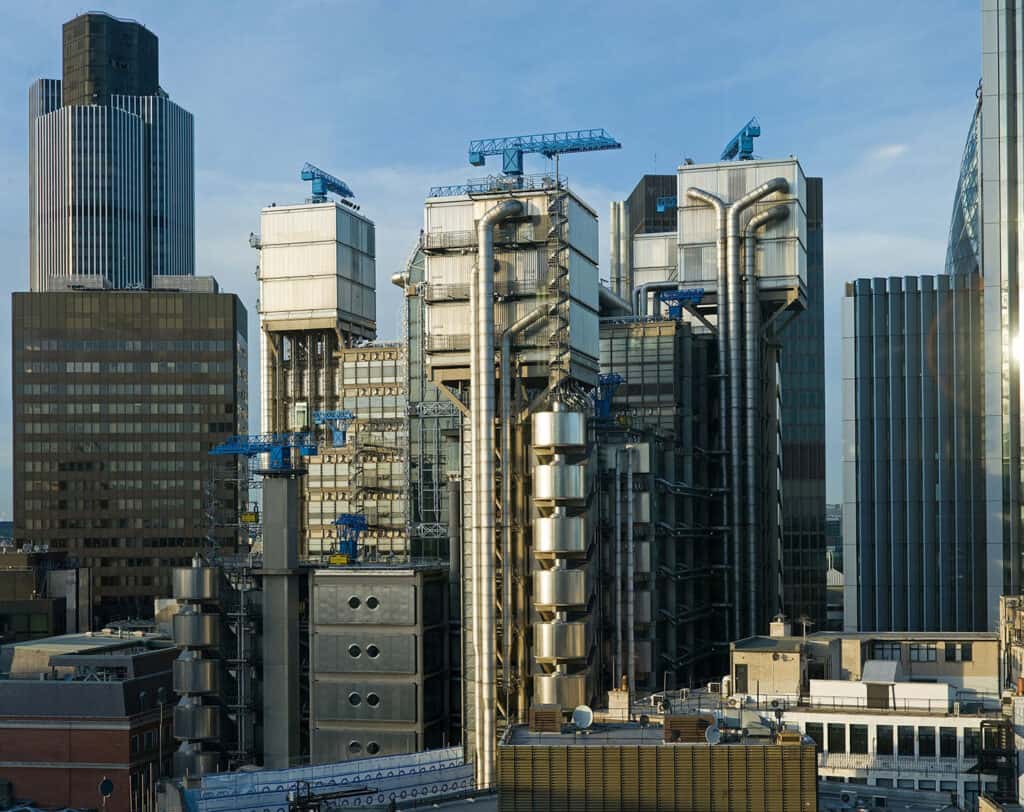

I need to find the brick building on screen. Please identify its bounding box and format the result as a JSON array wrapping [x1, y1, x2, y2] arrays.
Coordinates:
[[0, 631, 175, 812]]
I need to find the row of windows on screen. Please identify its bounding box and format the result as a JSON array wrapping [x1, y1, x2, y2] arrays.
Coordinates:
[[22, 497, 195, 512], [805, 721, 979, 758], [23, 360, 231, 375], [23, 339, 230, 353], [21, 421, 211, 434], [872, 641, 973, 662], [22, 459, 203, 473], [19, 383, 231, 396], [21, 402, 227, 416], [24, 479, 192, 492], [21, 516, 193, 529], [22, 440, 204, 454], [823, 775, 994, 798]]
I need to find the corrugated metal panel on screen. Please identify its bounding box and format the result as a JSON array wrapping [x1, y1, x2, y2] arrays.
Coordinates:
[[678, 205, 718, 246], [425, 200, 474, 233], [680, 244, 717, 284], [567, 196, 599, 263], [425, 253, 474, 286], [632, 233, 676, 269], [426, 301, 471, 337], [568, 249, 598, 310]]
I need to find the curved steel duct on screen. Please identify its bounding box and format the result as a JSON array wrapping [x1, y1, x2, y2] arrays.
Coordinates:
[[633, 280, 681, 317], [726, 179, 787, 638], [471, 198, 523, 788], [599, 285, 633, 316], [743, 204, 789, 635]]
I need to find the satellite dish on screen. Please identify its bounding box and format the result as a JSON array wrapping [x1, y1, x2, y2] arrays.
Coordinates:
[[572, 705, 594, 730], [705, 725, 721, 745]]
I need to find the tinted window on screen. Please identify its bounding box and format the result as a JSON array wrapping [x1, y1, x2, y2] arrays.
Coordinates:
[[940, 727, 957, 758], [898, 725, 915, 756], [918, 727, 935, 757], [805, 723, 823, 752], [877, 725, 894, 755], [827, 723, 846, 753], [850, 724, 868, 754]]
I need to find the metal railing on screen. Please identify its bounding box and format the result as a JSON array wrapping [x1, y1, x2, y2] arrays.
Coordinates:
[[424, 334, 471, 352], [428, 172, 565, 198], [818, 752, 984, 775], [733, 693, 1003, 717]]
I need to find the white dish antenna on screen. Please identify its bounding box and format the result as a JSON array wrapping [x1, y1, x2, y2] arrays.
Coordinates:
[[572, 704, 594, 730], [704, 725, 721, 745]]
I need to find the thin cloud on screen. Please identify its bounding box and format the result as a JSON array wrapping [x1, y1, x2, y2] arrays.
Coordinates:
[[868, 143, 910, 161]]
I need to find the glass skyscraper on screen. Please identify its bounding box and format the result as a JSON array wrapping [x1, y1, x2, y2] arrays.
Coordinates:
[[28, 12, 194, 291]]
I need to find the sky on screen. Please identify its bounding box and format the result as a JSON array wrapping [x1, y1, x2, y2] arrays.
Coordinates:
[[0, 0, 981, 517]]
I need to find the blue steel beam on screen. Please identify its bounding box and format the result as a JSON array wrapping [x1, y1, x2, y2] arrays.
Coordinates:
[[468, 128, 621, 175], [300, 162, 355, 202], [720, 117, 761, 161]]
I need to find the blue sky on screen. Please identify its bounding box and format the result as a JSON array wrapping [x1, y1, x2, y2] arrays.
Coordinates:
[[0, 0, 981, 516]]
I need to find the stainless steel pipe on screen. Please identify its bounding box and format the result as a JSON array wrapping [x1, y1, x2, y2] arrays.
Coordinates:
[[743, 204, 789, 635], [613, 451, 622, 685], [625, 445, 635, 704], [499, 304, 545, 730], [470, 198, 522, 789]]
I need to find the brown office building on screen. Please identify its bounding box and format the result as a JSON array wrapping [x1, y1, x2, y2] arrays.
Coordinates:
[[12, 280, 247, 625]]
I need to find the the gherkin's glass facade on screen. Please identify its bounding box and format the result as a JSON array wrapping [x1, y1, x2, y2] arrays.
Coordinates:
[[945, 102, 980, 277]]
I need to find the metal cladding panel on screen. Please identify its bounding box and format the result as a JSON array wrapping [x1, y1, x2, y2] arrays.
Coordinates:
[[534, 461, 587, 501], [568, 301, 600, 358], [261, 204, 336, 243], [534, 515, 588, 557], [532, 673, 587, 708], [632, 233, 676, 269], [637, 640, 653, 674], [425, 253, 474, 285], [678, 205, 719, 245], [314, 680, 417, 722], [313, 728, 419, 763], [635, 541, 651, 574], [315, 632, 418, 674], [424, 199, 475, 233], [532, 411, 587, 448], [679, 243, 718, 284], [635, 590, 652, 623], [533, 620, 588, 660], [174, 703, 220, 740], [174, 656, 220, 694], [172, 566, 219, 601], [314, 581, 417, 625], [633, 491, 651, 523], [173, 611, 220, 648], [533, 568, 588, 607], [424, 301, 469, 337], [568, 248, 599, 310], [567, 196, 599, 263], [496, 247, 543, 286]]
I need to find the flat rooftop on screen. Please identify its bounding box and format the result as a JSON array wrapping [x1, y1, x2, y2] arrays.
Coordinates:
[[735, 630, 998, 651]]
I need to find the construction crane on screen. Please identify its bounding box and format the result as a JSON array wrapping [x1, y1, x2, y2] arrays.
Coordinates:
[[654, 118, 762, 213], [300, 162, 354, 203], [468, 128, 621, 175], [593, 373, 624, 421], [312, 409, 355, 448], [719, 116, 761, 161], [657, 288, 706, 319], [209, 433, 317, 472], [332, 513, 368, 562]]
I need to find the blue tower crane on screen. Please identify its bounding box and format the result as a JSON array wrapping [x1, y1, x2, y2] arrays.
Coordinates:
[[312, 410, 356, 448], [209, 433, 318, 472], [300, 162, 354, 203], [657, 288, 706, 319], [468, 128, 621, 176], [719, 116, 761, 161], [653, 118, 762, 214], [333, 513, 368, 561]]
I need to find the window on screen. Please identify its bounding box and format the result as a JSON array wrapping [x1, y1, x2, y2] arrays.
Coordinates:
[[940, 727, 957, 758], [897, 779, 915, 789], [961, 642, 972, 662], [918, 727, 936, 757], [877, 725, 894, 755], [734, 664, 748, 693], [875, 778, 893, 788], [910, 643, 937, 662], [940, 781, 957, 792], [850, 724, 869, 754], [872, 642, 901, 661], [965, 728, 981, 757], [827, 723, 846, 754], [945, 644, 957, 662], [898, 726, 915, 756], [805, 723, 823, 752], [918, 780, 936, 791]]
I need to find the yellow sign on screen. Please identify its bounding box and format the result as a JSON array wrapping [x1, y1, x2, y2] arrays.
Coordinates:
[[240, 511, 259, 524], [329, 554, 351, 566]]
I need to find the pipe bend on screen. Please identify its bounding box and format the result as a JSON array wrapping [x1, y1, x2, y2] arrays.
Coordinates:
[[745, 204, 789, 237], [479, 199, 524, 230], [732, 177, 789, 214]]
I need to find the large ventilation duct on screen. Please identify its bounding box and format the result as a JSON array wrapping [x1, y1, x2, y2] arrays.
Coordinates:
[[633, 281, 682, 317], [743, 204, 789, 635], [599, 285, 632, 316], [471, 198, 522, 789], [686, 178, 787, 640]]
